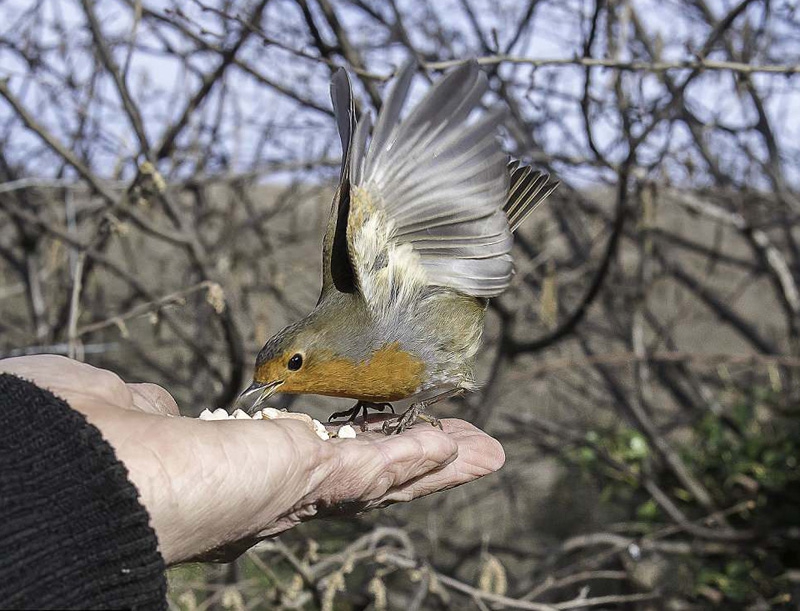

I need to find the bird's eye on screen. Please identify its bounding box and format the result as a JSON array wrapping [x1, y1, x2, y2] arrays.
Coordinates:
[[287, 353, 303, 371]]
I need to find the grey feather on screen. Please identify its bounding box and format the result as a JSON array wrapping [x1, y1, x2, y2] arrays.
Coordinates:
[[504, 160, 560, 233], [364, 62, 486, 183], [330, 69, 355, 179], [351, 60, 515, 297], [350, 111, 371, 185], [320, 68, 358, 299], [366, 60, 416, 169]]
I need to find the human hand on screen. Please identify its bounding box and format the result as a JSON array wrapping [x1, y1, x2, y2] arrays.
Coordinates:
[[0, 355, 505, 565]]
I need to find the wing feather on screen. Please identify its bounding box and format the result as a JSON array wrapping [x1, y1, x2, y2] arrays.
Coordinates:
[[503, 161, 560, 232], [350, 61, 513, 298], [328, 61, 559, 306], [320, 69, 358, 300]]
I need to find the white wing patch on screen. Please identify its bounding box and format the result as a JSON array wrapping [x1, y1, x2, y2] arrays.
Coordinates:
[[349, 186, 429, 318]]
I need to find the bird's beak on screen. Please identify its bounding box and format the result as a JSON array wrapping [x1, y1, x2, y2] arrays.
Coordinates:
[[236, 380, 284, 414]]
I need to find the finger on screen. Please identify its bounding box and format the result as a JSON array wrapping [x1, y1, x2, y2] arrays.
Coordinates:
[[368, 419, 504, 506], [437, 419, 506, 473], [128, 383, 181, 416], [328, 425, 459, 501], [374, 425, 460, 474]]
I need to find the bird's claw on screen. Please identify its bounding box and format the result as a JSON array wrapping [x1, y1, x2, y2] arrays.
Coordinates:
[[329, 401, 395, 430], [382, 402, 441, 435], [328, 406, 360, 423]]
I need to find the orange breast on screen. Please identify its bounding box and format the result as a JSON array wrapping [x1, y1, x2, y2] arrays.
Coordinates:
[[282, 343, 425, 402]]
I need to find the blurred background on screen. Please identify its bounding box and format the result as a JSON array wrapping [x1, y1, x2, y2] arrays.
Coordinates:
[[1, 0, 799, 608]]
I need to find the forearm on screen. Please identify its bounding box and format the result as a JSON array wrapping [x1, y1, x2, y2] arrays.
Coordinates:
[[83, 406, 331, 564], [0, 374, 167, 609]]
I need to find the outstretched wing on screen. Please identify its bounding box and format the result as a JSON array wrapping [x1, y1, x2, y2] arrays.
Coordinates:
[[323, 61, 558, 308], [319, 69, 358, 301], [347, 60, 516, 299]]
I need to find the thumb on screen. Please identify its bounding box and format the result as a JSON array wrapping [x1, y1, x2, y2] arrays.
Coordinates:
[[128, 383, 180, 416]]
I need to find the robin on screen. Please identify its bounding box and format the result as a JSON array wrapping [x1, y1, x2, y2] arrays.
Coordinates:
[[240, 60, 558, 433]]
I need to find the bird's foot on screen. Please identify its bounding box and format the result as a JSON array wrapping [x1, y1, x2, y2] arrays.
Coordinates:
[[329, 401, 394, 431], [381, 388, 466, 435], [382, 402, 443, 435]]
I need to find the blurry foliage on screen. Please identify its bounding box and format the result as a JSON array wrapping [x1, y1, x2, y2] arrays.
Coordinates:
[[563, 386, 799, 607], [694, 391, 800, 500]]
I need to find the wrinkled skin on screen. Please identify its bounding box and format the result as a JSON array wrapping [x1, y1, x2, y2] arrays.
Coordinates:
[[0, 355, 505, 565]]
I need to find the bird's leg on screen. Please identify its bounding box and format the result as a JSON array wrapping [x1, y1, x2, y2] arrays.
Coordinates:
[[329, 401, 395, 430], [383, 403, 425, 435], [376, 402, 396, 414], [383, 388, 464, 435], [328, 402, 365, 423]]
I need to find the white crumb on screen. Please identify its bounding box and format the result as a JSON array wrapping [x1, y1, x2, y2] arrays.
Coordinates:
[[260, 407, 281, 420], [199, 406, 342, 441], [337, 424, 357, 439], [312, 419, 330, 440]]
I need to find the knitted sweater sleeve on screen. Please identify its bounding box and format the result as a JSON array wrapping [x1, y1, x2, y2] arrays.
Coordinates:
[[0, 373, 167, 610]]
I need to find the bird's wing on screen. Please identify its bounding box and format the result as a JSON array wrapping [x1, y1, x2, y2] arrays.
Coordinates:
[[319, 69, 358, 301], [347, 60, 516, 299], [504, 159, 560, 232]]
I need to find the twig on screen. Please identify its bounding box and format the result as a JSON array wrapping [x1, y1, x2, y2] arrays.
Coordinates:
[[67, 252, 86, 361], [381, 551, 658, 611], [511, 350, 800, 376], [507, 159, 631, 355], [76, 281, 217, 336], [425, 54, 800, 76]]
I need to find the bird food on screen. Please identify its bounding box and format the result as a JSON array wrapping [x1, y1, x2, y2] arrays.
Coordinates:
[[197, 407, 354, 440]]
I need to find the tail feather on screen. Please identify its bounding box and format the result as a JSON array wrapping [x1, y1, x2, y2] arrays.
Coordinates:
[[504, 159, 559, 233]]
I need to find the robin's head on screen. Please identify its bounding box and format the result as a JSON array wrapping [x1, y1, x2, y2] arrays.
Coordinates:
[[240, 303, 371, 410], [248, 319, 321, 402]]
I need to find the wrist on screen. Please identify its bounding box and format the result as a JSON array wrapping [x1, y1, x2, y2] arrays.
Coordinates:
[[112, 414, 331, 564]]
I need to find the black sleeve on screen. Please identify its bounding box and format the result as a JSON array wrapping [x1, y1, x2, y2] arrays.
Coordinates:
[[0, 373, 167, 610]]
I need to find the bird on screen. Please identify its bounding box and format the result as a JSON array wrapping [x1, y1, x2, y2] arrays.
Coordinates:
[[240, 59, 558, 433]]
